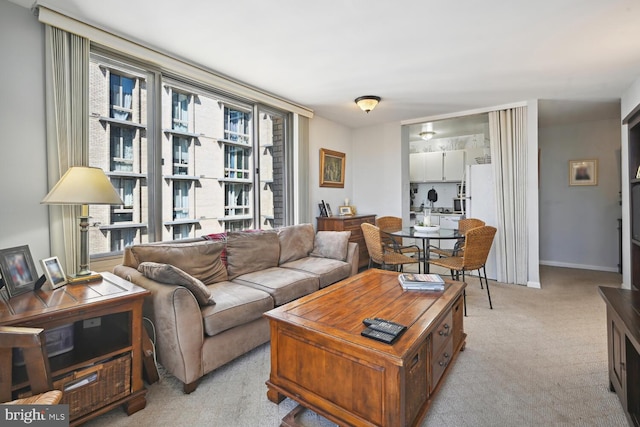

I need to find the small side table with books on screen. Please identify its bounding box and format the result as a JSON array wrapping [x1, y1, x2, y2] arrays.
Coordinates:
[[0, 272, 150, 426]]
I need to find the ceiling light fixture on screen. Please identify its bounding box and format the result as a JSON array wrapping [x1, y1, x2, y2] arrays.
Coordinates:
[[354, 96, 381, 113], [419, 131, 436, 141]]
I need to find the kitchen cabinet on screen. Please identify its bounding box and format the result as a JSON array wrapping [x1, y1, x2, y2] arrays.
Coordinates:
[[410, 150, 465, 182]]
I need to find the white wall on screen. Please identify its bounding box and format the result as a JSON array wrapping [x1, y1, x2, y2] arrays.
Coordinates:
[[308, 116, 353, 224], [352, 123, 404, 219], [539, 118, 622, 272], [0, 1, 51, 272]]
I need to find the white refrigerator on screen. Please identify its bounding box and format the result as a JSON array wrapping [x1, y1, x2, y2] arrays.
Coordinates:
[[464, 164, 498, 280]]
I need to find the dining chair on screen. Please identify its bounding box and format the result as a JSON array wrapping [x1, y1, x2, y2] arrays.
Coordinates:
[[430, 218, 486, 258], [375, 216, 421, 257], [361, 223, 421, 273], [0, 326, 63, 404], [428, 225, 497, 316]]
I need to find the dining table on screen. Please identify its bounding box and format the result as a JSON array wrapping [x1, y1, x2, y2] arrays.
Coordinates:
[[383, 227, 463, 273]]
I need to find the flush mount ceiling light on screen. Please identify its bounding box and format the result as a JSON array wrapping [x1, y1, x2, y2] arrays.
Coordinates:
[[354, 96, 381, 113], [419, 131, 436, 141]]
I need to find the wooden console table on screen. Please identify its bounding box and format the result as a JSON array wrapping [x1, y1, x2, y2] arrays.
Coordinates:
[[0, 272, 150, 426], [599, 286, 640, 427], [265, 269, 466, 427]]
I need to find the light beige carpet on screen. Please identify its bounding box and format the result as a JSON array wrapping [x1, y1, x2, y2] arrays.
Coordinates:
[[85, 266, 629, 427]]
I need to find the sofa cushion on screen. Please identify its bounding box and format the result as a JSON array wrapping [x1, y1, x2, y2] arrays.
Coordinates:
[[310, 231, 351, 261], [202, 232, 228, 266], [126, 240, 228, 285], [277, 224, 315, 264], [232, 267, 319, 306], [280, 257, 352, 288], [201, 281, 274, 336], [137, 262, 216, 306], [226, 231, 280, 280]]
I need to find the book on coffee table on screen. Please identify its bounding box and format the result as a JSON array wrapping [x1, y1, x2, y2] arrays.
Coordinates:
[[398, 273, 446, 291]]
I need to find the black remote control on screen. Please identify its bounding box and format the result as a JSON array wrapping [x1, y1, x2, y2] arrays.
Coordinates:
[[361, 327, 397, 344], [363, 318, 407, 336]]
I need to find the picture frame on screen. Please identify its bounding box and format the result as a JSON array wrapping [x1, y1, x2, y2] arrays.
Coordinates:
[[40, 256, 68, 289], [339, 206, 355, 215], [569, 159, 598, 186], [320, 148, 345, 188], [0, 245, 39, 298], [325, 203, 333, 217]]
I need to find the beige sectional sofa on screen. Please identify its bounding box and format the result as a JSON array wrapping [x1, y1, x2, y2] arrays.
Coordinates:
[[113, 224, 358, 393]]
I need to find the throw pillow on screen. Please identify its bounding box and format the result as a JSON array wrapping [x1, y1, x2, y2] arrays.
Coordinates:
[[277, 224, 315, 264], [226, 230, 280, 280], [137, 262, 215, 306], [310, 231, 351, 261], [128, 240, 228, 285]]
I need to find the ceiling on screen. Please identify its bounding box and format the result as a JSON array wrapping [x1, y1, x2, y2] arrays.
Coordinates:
[[10, 0, 639, 130]]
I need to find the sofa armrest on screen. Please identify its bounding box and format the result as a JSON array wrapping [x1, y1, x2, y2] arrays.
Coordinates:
[[346, 242, 359, 277], [113, 265, 204, 386]]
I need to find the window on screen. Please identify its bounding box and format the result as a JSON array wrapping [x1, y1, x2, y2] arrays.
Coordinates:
[[110, 74, 134, 120], [88, 51, 291, 257], [110, 128, 134, 171], [172, 92, 189, 132], [173, 181, 190, 220], [224, 145, 250, 179], [173, 137, 189, 175], [224, 107, 250, 144], [111, 229, 135, 252]]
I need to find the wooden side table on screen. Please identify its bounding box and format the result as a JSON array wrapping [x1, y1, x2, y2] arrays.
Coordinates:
[[0, 272, 150, 426]]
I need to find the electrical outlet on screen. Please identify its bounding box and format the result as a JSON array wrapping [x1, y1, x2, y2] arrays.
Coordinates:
[[83, 317, 101, 328]]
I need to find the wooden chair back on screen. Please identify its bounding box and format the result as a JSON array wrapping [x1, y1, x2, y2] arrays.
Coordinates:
[[0, 326, 61, 404]]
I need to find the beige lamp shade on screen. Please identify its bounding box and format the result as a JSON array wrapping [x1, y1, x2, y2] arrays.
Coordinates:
[[41, 166, 123, 205]]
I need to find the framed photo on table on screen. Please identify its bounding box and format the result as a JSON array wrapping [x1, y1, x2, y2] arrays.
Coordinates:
[[320, 148, 345, 188], [569, 159, 598, 186], [0, 245, 39, 297], [40, 256, 68, 289]]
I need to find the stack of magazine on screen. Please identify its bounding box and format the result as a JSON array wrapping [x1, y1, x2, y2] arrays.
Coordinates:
[[398, 273, 446, 291]]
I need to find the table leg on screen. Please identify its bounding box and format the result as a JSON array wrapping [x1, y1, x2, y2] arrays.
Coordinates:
[[423, 239, 430, 273]]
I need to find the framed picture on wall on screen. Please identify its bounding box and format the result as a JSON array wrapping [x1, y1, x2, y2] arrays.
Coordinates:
[[569, 159, 598, 186], [320, 148, 345, 188]]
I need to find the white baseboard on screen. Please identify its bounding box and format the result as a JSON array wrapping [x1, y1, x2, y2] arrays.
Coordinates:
[[539, 260, 619, 273]]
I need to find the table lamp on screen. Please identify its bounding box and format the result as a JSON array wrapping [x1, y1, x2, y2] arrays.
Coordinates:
[[41, 166, 123, 279]]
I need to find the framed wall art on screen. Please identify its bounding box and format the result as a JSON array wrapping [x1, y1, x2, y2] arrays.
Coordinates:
[[0, 245, 39, 297], [40, 256, 68, 289], [569, 159, 598, 186], [320, 148, 345, 188]]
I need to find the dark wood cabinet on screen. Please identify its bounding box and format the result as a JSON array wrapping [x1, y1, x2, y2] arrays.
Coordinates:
[[623, 106, 640, 291], [317, 214, 376, 269], [599, 286, 640, 427]]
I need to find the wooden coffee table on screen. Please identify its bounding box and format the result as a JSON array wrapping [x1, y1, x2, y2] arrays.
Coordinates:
[[264, 269, 466, 427]]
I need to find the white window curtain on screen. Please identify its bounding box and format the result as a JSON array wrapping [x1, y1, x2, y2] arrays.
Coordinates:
[[44, 25, 89, 274], [489, 107, 528, 285]]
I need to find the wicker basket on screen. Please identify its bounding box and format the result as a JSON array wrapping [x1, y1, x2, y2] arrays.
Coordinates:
[[54, 353, 131, 420]]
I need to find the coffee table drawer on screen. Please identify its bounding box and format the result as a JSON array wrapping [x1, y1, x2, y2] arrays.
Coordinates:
[[431, 338, 453, 392], [431, 309, 453, 355]]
